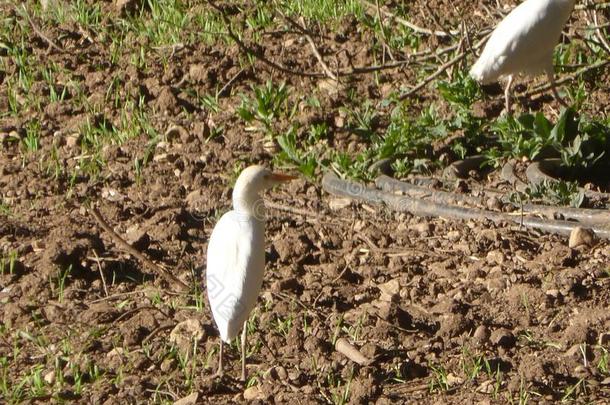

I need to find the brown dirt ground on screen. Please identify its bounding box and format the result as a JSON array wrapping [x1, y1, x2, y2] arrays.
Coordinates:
[[1, 0, 609, 404]]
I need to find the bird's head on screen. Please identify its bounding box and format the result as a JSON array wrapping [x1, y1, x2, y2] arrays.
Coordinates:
[[232, 165, 296, 214], [235, 165, 296, 193]]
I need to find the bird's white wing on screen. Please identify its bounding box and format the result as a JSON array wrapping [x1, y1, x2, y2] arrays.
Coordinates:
[[470, 0, 574, 82], [206, 211, 265, 342]]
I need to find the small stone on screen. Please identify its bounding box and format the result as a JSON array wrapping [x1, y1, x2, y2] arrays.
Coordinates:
[[101, 187, 124, 202], [173, 392, 198, 405], [188, 64, 208, 83], [328, 197, 352, 211], [599, 332, 610, 346], [378, 279, 400, 302], [446, 230, 460, 242], [169, 319, 205, 357], [446, 373, 464, 387], [65, 133, 80, 148], [43, 370, 55, 385], [165, 125, 189, 142], [124, 224, 150, 250], [334, 114, 345, 128], [486, 196, 503, 211], [569, 227, 595, 248], [490, 328, 515, 348], [262, 138, 279, 154], [545, 289, 560, 298], [473, 325, 490, 343], [115, 0, 139, 15], [318, 78, 339, 95], [243, 386, 262, 401], [374, 300, 392, 320], [476, 380, 494, 394], [486, 250, 505, 265], [160, 358, 175, 372], [275, 365, 288, 380], [414, 222, 433, 236]]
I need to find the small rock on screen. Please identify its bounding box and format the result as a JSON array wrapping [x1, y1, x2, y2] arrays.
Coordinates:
[[473, 325, 490, 343], [545, 289, 560, 298], [446, 373, 464, 387], [262, 138, 279, 154], [476, 380, 494, 394], [414, 222, 433, 235], [318, 78, 339, 95], [160, 358, 175, 372], [165, 125, 189, 142], [65, 133, 80, 148], [115, 0, 139, 15], [378, 279, 400, 302], [490, 328, 515, 348], [43, 370, 55, 385], [486, 196, 503, 211], [243, 386, 262, 401], [569, 227, 595, 248], [185, 189, 204, 209], [275, 365, 288, 380], [170, 319, 205, 357], [446, 230, 460, 242], [173, 392, 198, 405], [101, 187, 124, 202], [334, 114, 345, 128], [188, 64, 208, 83], [599, 332, 610, 346], [486, 250, 505, 265], [328, 197, 352, 211], [124, 224, 150, 250]]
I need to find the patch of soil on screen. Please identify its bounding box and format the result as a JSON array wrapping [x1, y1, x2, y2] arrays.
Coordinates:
[[0, 0, 609, 403]]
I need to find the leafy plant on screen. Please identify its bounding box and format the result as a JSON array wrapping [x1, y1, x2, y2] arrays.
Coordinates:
[[237, 80, 291, 134], [485, 108, 608, 170]]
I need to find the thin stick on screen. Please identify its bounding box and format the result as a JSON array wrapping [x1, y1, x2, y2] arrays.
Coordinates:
[[358, 0, 459, 37], [588, 5, 610, 54], [302, 23, 339, 81], [218, 68, 245, 97], [88, 207, 190, 292], [399, 51, 468, 99], [519, 59, 610, 98], [399, 31, 492, 99], [19, 5, 63, 53], [91, 249, 109, 297], [206, 0, 323, 78]]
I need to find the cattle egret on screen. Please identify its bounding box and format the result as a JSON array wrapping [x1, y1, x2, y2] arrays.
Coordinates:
[[206, 165, 295, 381], [469, 0, 576, 113]]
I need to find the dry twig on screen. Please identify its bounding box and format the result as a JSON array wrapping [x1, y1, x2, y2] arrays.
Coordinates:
[[358, 0, 459, 37], [19, 4, 63, 53], [519, 59, 610, 98], [88, 207, 190, 292]]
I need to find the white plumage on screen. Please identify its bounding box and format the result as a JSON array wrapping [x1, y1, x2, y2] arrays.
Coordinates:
[[206, 165, 295, 380], [470, 0, 576, 112]]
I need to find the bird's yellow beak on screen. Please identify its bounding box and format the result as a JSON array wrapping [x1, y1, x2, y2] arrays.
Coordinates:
[[269, 172, 297, 182]]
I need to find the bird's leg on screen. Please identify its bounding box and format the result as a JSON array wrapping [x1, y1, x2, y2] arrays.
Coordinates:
[[546, 69, 569, 108], [504, 75, 514, 115], [241, 320, 248, 382], [215, 340, 224, 377]]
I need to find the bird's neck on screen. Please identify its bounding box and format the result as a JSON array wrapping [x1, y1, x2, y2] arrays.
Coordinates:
[[233, 189, 266, 219]]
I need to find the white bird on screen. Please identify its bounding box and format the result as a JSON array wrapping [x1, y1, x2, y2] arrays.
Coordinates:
[[469, 0, 576, 113], [206, 165, 295, 381]]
